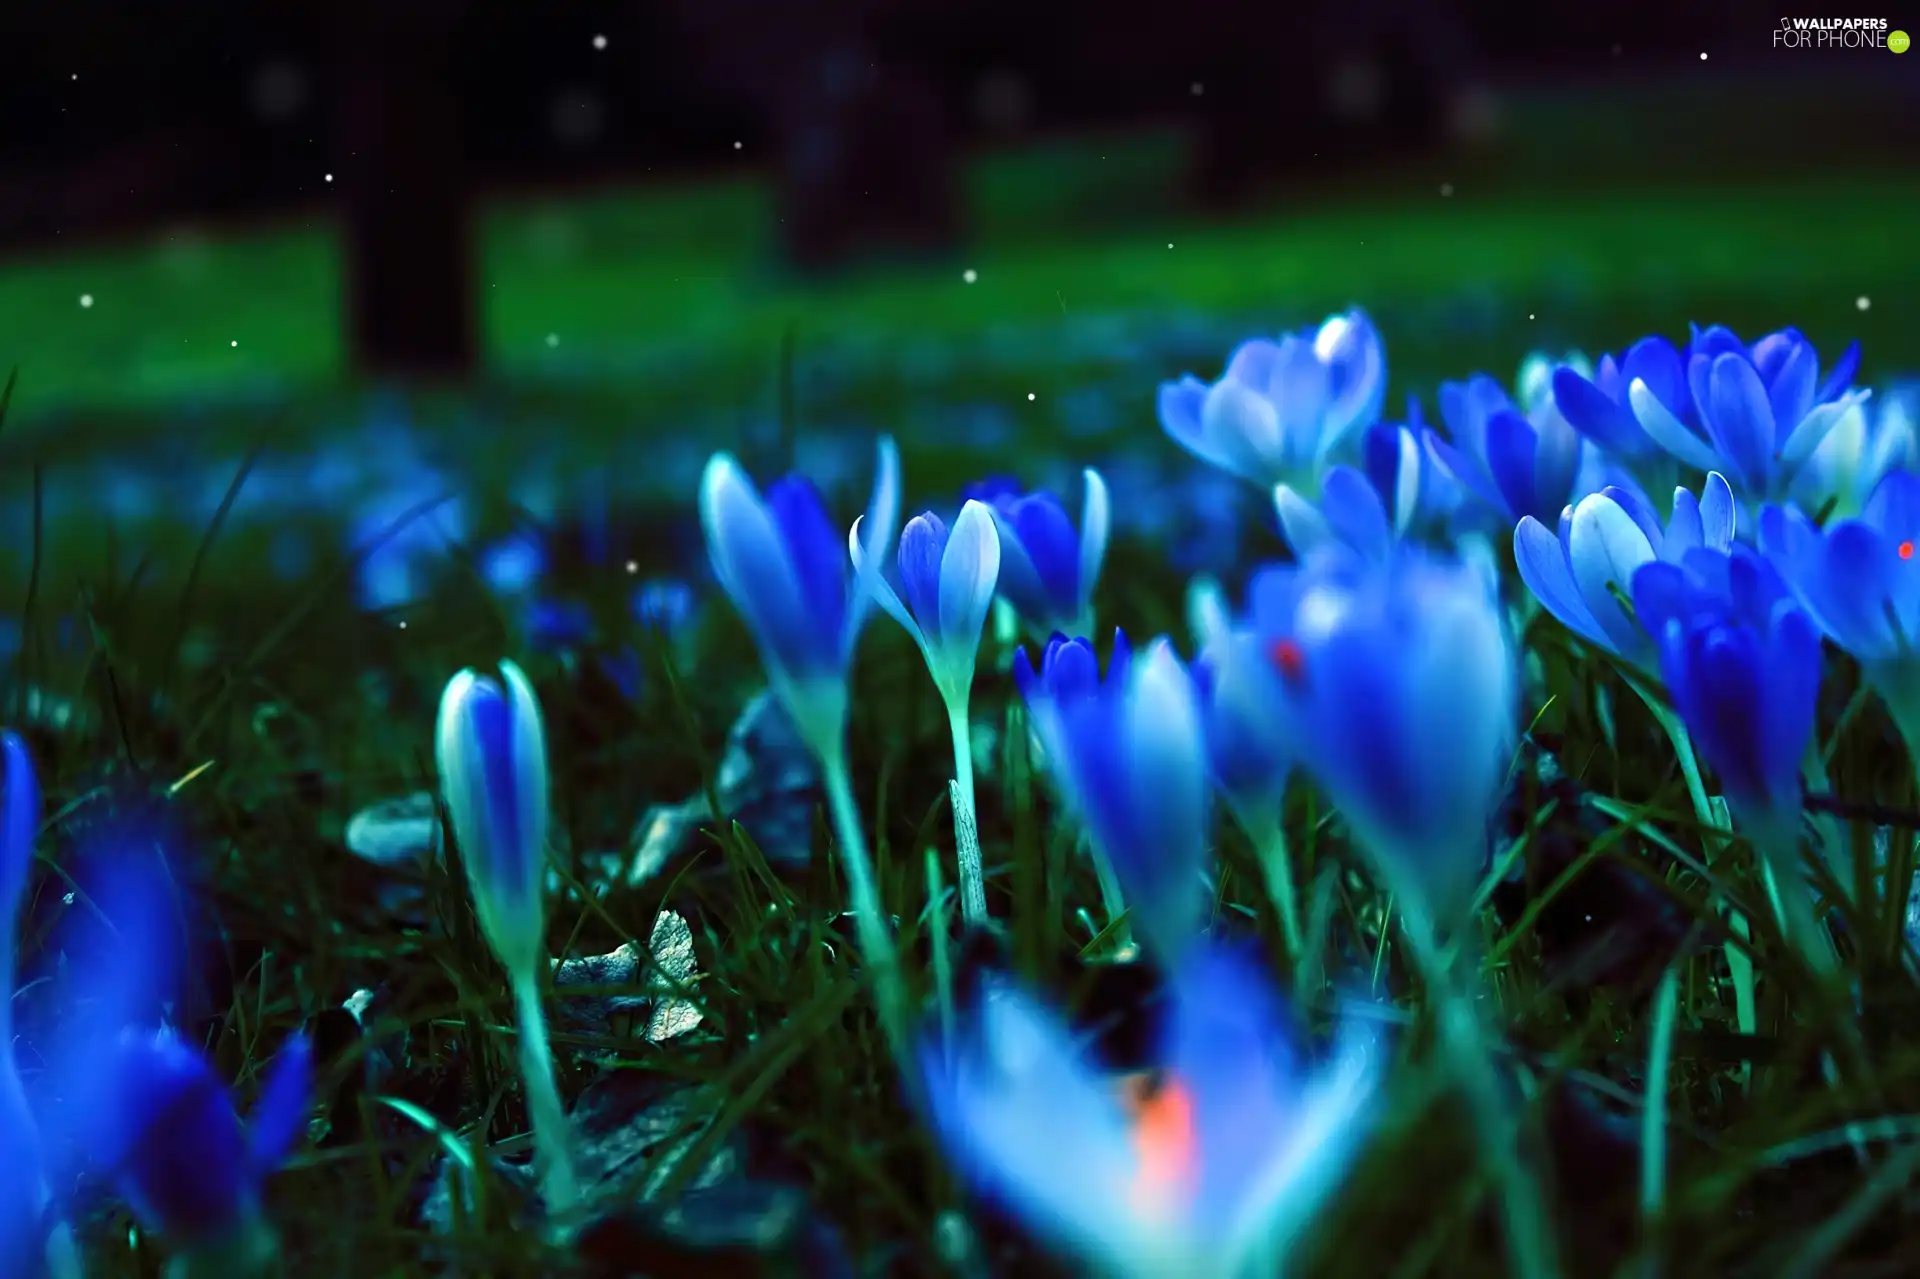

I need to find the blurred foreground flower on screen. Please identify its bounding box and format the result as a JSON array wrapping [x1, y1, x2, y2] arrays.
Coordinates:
[[1250, 546, 1516, 932], [1515, 472, 1736, 664], [1016, 632, 1211, 958], [967, 470, 1110, 639], [84, 1031, 312, 1275], [1157, 308, 1386, 495], [920, 943, 1378, 1279]]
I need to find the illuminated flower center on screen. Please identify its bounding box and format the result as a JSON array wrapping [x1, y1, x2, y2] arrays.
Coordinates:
[[1118, 1070, 1198, 1215], [1267, 638, 1306, 682], [1900, 540, 1914, 562]]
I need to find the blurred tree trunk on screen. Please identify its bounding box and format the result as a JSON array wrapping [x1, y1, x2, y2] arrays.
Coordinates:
[[337, 0, 474, 379], [669, 0, 960, 276]]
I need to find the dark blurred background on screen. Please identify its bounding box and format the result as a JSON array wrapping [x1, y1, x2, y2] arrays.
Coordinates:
[[0, 0, 1913, 578]]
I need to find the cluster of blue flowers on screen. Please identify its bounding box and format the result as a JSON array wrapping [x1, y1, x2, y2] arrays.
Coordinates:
[[7, 306, 1918, 1277], [691, 309, 1918, 1278], [1, 733, 312, 1277]]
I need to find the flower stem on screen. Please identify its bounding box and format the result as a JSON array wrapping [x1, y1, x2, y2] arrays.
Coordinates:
[[510, 972, 581, 1225], [1403, 916, 1562, 1279], [1234, 800, 1302, 967], [1640, 690, 1758, 1070], [822, 753, 914, 1068], [945, 700, 988, 926]]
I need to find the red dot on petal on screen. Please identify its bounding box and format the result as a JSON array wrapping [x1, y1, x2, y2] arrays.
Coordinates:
[[1268, 638, 1306, 681], [1901, 541, 1915, 561]]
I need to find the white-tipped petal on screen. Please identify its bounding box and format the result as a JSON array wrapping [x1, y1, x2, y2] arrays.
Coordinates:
[[1076, 468, 1111, 625], [1390, 427, 1423, 534], [1273, 484, 1336, 560], [1627, 379, 1723, 473], [849, 436, 904, 645], [699, 452, 808, 659], [1697, 471, 1736, 549], [496, 656, 550, 908], [1185, 575, 1231, 652], [848, 514, 926, 650], [936, 500, 1001, 692], [1567, 494, 1659, 654]]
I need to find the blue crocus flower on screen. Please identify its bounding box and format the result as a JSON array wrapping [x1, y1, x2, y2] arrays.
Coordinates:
[[1621, 325, 1864, 513], [1762, 469, 1920, 746], [85, 1029, 312, 1258], [1274, 465, 1405, 566], [1014, 632, 1209, 958], [1249, 547, 1517, 928], [435, 659, 550, 979], [1190, 631, 1295, 830], [1550, 335, 1694, 468], [349, 473, 467, 613], [1157, 308, 1387, 496], [1, 730, 54, 1275], [1631, 546, 1822, 837], [525, 598, 595, 652], [1424, 360, 1597, 529], [1359, 400, 1461, 543], [633, 578, 697, 635], [968, 469, 1110, 640], [475, 528, 549, 598], [1789, 384, 1917, 522], [1514, 471, 1736, 664], [851, 502, 1001, 706], [701, 439, 901, 757], [919, 942, 1378, 1279]]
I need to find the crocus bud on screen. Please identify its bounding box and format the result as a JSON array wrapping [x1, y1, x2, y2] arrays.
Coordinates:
[[435, 660, 550, 977], [851, 500, 1001, 707]]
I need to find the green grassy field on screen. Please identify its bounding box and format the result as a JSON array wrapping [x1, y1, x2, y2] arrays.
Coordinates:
[[0, 114, 1913, 453]]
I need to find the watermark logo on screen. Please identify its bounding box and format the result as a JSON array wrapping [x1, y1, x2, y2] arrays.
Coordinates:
[[1773, 17, 1904, 49]]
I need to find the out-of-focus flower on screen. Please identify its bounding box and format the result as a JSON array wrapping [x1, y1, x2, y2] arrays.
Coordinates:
[[1274, 465, 1404, 566], [1157, 309, 1387, 495], [1789, 384, 1917, 522], [476, 529, 549, 598], [1015, 632, 1209, 958], [1359, 401, 1460, 543], [700, 438, 901, 757], [919, 942, 1378, 1279], [349, 476, 467, 613], [633, 578, 697, 635], [1249, 547, 1517, 927], [435, 660, 550, 978], [1191, 631, 1294, 830], [968, 470, 1110, 640], [852, 502, 1001, 706], [1424, 359, 1597, 528], [1185, 575, 1232, 653], [85, 1030, 312, 1255], [1515, 472, 1736, 663], [525, 599, 595, 652], [1631, 546, 1822, 838], [1, 730, 49, 1275], [1763, 469, 1920, 748]]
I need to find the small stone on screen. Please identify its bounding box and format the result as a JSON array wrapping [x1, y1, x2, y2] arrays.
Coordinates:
[[551, 910, 704, 1045], [627, 691, 821, 886], [344, 791, 440, 870]]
